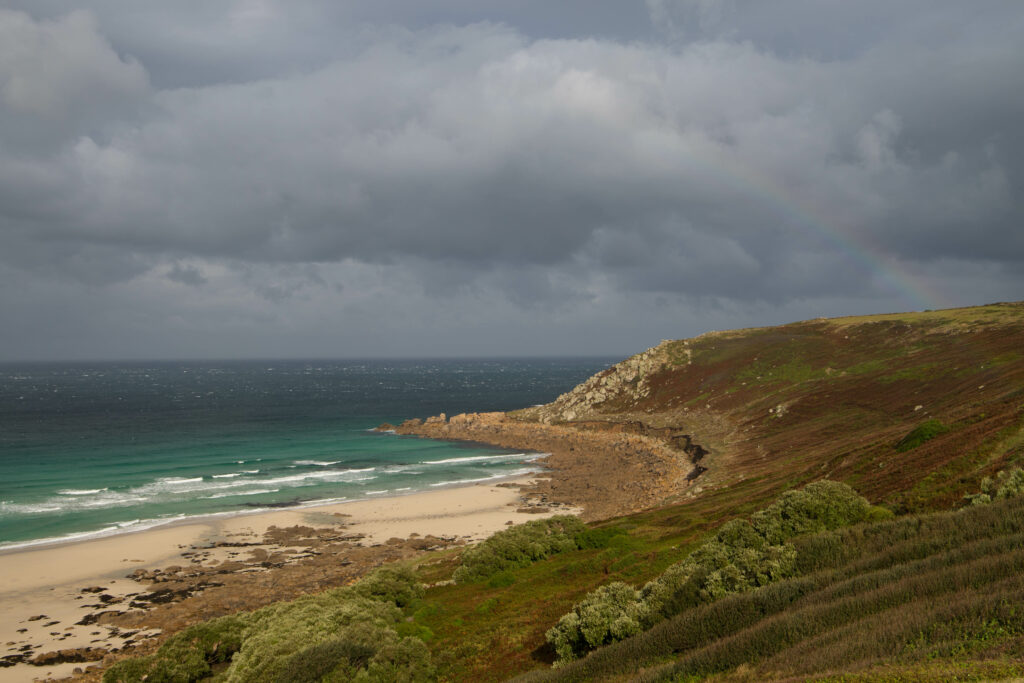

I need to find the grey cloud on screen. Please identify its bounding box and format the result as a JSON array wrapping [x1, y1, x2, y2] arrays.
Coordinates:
[[167, 263, 207, 287], [0, 10, 149, 153], [0, 2, 1022, 359]]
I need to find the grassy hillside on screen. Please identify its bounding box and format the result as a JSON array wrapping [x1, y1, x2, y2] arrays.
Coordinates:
[[100, 302, 1024, 681], [526, 301, 1024, 513]]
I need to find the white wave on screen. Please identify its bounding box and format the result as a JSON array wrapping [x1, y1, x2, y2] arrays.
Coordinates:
[[428, 468, 536, 488], [200, 488, 279, 500], [57, 488, 108, 496], [156, 476, 204, 484], [212, 470, 257, 478], [0, 514, 188, 552], [258, 468, 377, 487], [131, 478, 249, 496], [293, 459, 340, 467], [78, 495, 148, 508], [419, 453, 534, 466], [363, 490, 389, 495], [377, 464, 426, 476], [0, 501, 64, 514]]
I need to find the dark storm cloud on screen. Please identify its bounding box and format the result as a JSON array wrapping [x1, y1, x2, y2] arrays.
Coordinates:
[[0, 2, 1022, 359]]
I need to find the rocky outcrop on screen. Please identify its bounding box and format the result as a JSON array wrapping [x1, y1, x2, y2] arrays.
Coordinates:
[[391, 411, 704, 520], [524, 340, 673, 423], [31, 647, 108, 666]]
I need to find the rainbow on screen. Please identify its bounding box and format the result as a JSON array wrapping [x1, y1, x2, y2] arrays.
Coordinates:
[[683, 140, 945, 311]]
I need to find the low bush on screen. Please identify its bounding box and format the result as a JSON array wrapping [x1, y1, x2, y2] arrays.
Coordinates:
[[352, 564, 424, 607], [453, 515, 587, 583], [968, 466, 1024, 505], [225, 592, 401, 682], [896, 419, 949, 452], [104, 566, 434, 683], [275, 625, 434, 682], [277, 630, 378, 682], [574, 527, 627, 550], [750, 480, 873, 544], [547, 582, 647, 664], [103, 614, 248, 683]]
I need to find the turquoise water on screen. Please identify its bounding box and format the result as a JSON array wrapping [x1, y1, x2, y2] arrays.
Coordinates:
[[0, 359, 612, 549]]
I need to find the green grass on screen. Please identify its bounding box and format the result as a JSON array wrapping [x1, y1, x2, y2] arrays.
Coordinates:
[[735, 359, 826, 386]]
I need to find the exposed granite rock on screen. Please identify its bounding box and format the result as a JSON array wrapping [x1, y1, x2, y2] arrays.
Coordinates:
[[31, 647, 107, 666], [522, 340, 673, 424]]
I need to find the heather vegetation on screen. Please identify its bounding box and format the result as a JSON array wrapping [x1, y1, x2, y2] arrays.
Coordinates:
[[545, 481, 882, 664]]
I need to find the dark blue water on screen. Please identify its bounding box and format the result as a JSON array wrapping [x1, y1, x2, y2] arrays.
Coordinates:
[[0, 359, 612, 549]]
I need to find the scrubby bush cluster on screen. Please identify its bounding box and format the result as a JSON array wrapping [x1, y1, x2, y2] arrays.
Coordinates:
[[546, 481, 879, 664], [895, 419, 949, 452], [452, 515, 589, 583], [967, 466, 1024, 505], [102, 614, 248, 682], [103, 565, 433, 683]]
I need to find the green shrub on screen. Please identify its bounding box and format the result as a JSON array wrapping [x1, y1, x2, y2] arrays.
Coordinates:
[[453, 515, 587, 583], [359, 636, 436, 682], [103, 656, 165, 683], [278, 632, 378, 682], [225, 591, 401, 683], [103, 565, 437, 683], [277, 627, 436, 682], [641, 533, 797, 620], [352, 565, 424, 607], [102, 615, 249, 683], [896, 419, 949, 452], [486, 570, 516, 588], [751, 481, 872, 544], [546, 582, 648, 664], [990, 467, 1024, 500], [574, 527, 627, 549], [969, 467, 1024, 506]]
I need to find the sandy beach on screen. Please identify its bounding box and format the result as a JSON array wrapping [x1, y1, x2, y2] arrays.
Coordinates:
[[0, 476, 570, 682]]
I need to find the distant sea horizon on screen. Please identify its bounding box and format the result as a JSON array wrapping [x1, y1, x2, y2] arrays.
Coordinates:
[[0, 358, 615, 550]]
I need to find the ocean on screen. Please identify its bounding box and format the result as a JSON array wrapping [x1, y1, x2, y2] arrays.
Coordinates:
[[0, 358, 613, 550]]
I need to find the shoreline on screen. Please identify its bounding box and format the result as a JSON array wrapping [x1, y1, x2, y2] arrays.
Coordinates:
[[0, 464, 546, 557], [0, 474, 572, 683]]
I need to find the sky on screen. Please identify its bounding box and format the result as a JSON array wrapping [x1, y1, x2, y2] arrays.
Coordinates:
[[0, 1, 1021, 360]]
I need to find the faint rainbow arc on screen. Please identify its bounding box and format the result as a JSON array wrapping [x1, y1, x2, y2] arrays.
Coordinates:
[[680, 143, 944, 311]]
